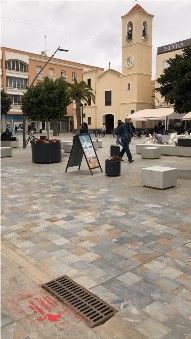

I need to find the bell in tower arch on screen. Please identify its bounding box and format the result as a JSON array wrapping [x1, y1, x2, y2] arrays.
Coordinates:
[[127, 21, 133, 40], [142, 21, 148, 39]]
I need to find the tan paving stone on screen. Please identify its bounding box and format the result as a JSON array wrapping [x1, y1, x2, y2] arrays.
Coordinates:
[[93, 315, 146, 339], [158, 267, 183, 279]]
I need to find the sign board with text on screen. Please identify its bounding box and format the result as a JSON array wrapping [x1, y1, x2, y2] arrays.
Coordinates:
[[65, 134, 102, 175], [157, 38, 191, 55]]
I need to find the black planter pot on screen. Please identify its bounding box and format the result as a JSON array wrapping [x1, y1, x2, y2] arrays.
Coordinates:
[[177, 138, 191, 147], [31, 142, 61, 164], [110, 145, 120, 157], [105, 159, 121, 177]]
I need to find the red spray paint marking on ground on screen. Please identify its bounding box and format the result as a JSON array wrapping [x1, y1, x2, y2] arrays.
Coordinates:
[[27, 296, 64, 323], [38, 312, 64, 322]]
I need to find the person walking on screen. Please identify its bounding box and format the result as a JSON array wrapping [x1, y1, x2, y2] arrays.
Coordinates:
[[115, 120, 123, 146], [117, 118, 134, 163], [102, 123, 106, 136], [14, 125, 18, 134]]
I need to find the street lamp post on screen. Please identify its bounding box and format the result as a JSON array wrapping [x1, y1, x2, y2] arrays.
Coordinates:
[[80, 103, 87, 124], [22, 46, 69, 148]]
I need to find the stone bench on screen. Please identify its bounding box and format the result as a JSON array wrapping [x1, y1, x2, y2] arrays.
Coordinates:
[[1, 147, 12, 158], [1, 140, 19, 148], [136, 144, 160, 154], [141, 166, 177, 189], [160, 145, 176, 156], [137, 144, 191, 157], [141, 147, 161, 159], [177, 146, 191, 157]]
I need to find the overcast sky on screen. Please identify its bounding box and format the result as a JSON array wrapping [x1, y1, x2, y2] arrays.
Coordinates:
[[1, 0, 191, 78]]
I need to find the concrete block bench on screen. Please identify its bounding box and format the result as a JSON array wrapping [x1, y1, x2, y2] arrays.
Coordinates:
[[141, 147, 161, 159], [177, 146, 191, 157], [141, 166, 177, 189], [1, 147, 12, 158], [136, 144, 160, 154], [160, 145, 176, 156], [1, 140, 19, 148]]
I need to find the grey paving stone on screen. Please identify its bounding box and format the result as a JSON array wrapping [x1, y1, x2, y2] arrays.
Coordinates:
[[136, 318, 171, 338], [165, 316, 191, 336]]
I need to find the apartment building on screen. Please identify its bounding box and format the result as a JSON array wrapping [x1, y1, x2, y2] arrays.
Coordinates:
[[155, 38, 191, 107], [1, 47, 103, 131]]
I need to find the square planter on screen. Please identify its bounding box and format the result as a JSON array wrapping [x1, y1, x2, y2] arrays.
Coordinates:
[[31, 142, 61, 163]]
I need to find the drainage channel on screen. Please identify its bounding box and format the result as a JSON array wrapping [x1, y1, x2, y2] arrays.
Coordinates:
[[42, 275, 117, 328]]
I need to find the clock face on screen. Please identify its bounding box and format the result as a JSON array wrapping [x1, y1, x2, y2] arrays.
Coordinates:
[[126, 56, 134, 68]]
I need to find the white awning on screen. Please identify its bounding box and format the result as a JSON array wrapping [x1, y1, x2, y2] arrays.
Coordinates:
[[131, 108, 174, 120], [182, 112, 191, 120]]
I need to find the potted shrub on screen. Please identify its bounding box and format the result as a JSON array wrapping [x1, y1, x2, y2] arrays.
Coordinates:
[[105, 156, 121, 177], [21, 77, 71, 163], [31, 138, 61, 164]]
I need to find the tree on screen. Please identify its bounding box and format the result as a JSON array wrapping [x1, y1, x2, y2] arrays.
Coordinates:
[[21, 77, 71, 139], [155, 47, 191, 113], [1, 90, 11, 130], [68, 78, 95, 130]]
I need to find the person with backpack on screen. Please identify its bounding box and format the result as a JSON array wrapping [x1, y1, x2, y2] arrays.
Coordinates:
[[116, 118, 134, 163]]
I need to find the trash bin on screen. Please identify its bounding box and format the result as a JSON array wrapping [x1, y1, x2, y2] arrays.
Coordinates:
[[105, 159, 121, 177]]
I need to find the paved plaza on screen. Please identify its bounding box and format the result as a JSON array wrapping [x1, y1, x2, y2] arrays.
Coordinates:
[[1, 133, 191, 338]]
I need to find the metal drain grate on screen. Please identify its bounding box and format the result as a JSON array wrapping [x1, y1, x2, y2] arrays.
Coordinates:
[[42, 275, 117, 327]]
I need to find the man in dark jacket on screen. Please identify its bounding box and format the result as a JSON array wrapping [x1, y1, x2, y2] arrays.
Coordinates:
[[116, 118, 134, 163]]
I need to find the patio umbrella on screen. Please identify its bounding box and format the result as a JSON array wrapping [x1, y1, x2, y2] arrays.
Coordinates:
[[182, 112, 191, 120]]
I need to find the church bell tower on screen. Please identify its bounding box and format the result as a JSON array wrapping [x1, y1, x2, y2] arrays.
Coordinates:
[[121, 4, 154, 112]]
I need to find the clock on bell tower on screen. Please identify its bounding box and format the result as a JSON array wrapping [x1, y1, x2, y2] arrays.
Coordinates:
[[121, 4, 154, 112]]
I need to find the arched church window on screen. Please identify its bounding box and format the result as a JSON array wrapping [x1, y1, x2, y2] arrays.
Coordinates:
[[142, 21, 148, 39], [127, 83, 131, 90], [127, 21, 133, 40]]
